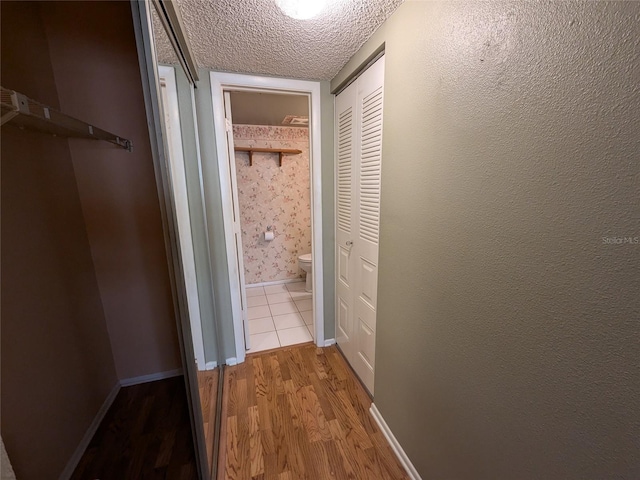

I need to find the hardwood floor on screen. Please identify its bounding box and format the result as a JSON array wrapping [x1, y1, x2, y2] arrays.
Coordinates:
[[219, 343, 410, 480], [71, 376, 197, 480], [198, 367, 220, 471]]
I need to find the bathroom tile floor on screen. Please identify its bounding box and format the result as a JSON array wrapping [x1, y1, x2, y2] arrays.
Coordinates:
[[245, 281, 314, 354]]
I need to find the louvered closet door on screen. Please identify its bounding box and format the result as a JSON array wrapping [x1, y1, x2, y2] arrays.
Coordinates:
[[335, 81, 357, 366], [335, 55, 384, 395]]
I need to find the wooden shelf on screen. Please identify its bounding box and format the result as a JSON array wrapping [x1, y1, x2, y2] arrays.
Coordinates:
[[234, 146, 302, 167], [1, 86, 133, 151]]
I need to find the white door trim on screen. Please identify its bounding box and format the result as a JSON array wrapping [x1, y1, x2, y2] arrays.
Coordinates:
[[158, 65, 206, 369], [210, 72, 325, 363]]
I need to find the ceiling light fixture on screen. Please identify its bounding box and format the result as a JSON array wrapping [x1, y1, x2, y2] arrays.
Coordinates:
[[275, 0, 329, 20]]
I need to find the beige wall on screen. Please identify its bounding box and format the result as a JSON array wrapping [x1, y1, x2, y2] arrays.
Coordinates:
[[0, 3, 118, 478], [333, 2, 640, 478], [41, 1, 181, 379]]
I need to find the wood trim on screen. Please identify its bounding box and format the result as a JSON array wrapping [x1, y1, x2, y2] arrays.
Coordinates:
[[369, 404, 422, 480]]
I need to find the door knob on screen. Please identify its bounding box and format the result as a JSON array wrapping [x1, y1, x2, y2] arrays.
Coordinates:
[[346, 240, 353, 246]]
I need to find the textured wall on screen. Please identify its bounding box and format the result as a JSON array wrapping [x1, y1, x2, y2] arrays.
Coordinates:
[[41, 1, 182, 379], [320, 80, 336, 340], [233, 125, 311, 284], [334, 1, 640, 478], [1, 3, 118, 478]]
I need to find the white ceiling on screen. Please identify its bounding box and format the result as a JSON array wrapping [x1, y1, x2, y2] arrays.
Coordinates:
[[155, 0, 403, 81]]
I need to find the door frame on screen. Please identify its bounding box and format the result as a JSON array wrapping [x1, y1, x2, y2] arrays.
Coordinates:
[[210, 72, 325, 364], [158, 65, 206, 369]]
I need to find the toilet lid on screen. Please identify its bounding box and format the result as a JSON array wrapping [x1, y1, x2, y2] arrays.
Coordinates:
[[299, 253, 312, 262]]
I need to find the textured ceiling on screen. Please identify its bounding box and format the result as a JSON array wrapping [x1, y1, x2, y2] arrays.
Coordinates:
[[152, 7, 179, 65], [155, 0, 404, 81]]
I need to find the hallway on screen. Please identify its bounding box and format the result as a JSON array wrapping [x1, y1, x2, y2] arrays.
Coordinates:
[[220, 343, 409, 479]]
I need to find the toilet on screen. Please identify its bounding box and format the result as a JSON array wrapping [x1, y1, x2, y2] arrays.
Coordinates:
[[297, 253, 313, 292]]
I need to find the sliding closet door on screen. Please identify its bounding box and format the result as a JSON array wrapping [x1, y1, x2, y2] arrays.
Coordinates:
[[335, 55, 385, 394]]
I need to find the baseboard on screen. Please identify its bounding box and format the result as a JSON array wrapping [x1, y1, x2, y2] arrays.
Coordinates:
[[369, 403, 421, 480], [119, 368, 183, 387], [246, 278, 304, 288], [58, 382, 121, 480], [323, 338, 336, 347], [225, 357, 238, 366], [205, 361, 218, 371]]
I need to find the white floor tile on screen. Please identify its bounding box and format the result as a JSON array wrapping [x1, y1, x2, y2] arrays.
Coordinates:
[[264, 284, 289, 294], [246, 286, 265, 297], [289, 290, 312, 301], [272, 312, 305, 330], [267, 292, 292, 304], [247, 305, 271, 320], [300, 310, 314, 326], [249, 317, 275, 335], [247, 331, 280, 353], [295, 299, 313, 312], [269, 301, 298, 316], [277, 326, 313, 347], [286, 281, 306, 292], [247, 295, 268, 307]]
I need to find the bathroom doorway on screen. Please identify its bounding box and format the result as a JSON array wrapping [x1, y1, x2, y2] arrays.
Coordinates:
[[230, 91, 314, 353], [210, 72, 325, 364]]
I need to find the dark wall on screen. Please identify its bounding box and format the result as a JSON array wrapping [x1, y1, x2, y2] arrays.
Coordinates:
[[1, 1, 182, 477], [1, 2, 118, 478]]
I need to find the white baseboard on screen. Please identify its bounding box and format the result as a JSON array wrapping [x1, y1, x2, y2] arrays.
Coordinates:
[[119, 368, 183, 387], [369, 403, 421, 480], [59, 382, 121, 480], [204, 361, 218, 371], [323, 338, 336, 347], [246, 278, 304, 288], [225, 357, 238, 366]]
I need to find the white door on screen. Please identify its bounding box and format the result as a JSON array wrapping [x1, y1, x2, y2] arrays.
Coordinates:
[[335, 81, 357, 366], [223, 91, 250, 349], [335, 56, 385, 394]]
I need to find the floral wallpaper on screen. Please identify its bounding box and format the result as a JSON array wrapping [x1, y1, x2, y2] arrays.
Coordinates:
[[233, 125, 311, 285]]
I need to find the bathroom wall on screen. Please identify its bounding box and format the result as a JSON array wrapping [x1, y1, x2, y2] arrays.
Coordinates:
[[233, 125, 312, 285]]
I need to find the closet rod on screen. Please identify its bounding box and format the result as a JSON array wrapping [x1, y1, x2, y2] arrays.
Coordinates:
[[0, 86, 133, 152]]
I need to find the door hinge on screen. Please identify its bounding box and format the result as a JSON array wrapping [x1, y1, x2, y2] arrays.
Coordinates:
[[225, 118, 232, 132]]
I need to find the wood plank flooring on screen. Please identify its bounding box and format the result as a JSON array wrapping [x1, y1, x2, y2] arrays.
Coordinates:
[[219, 343, 410, 480], [71, 376, 197, 480], [198, 367, 220, 471]]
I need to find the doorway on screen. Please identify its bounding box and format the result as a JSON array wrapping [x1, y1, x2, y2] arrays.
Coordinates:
[[231, 90, 314, 352], [209, 72, 325, 364]]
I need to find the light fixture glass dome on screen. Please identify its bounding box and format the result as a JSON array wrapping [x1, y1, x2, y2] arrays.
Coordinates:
[[275, 0, 328, 20]]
